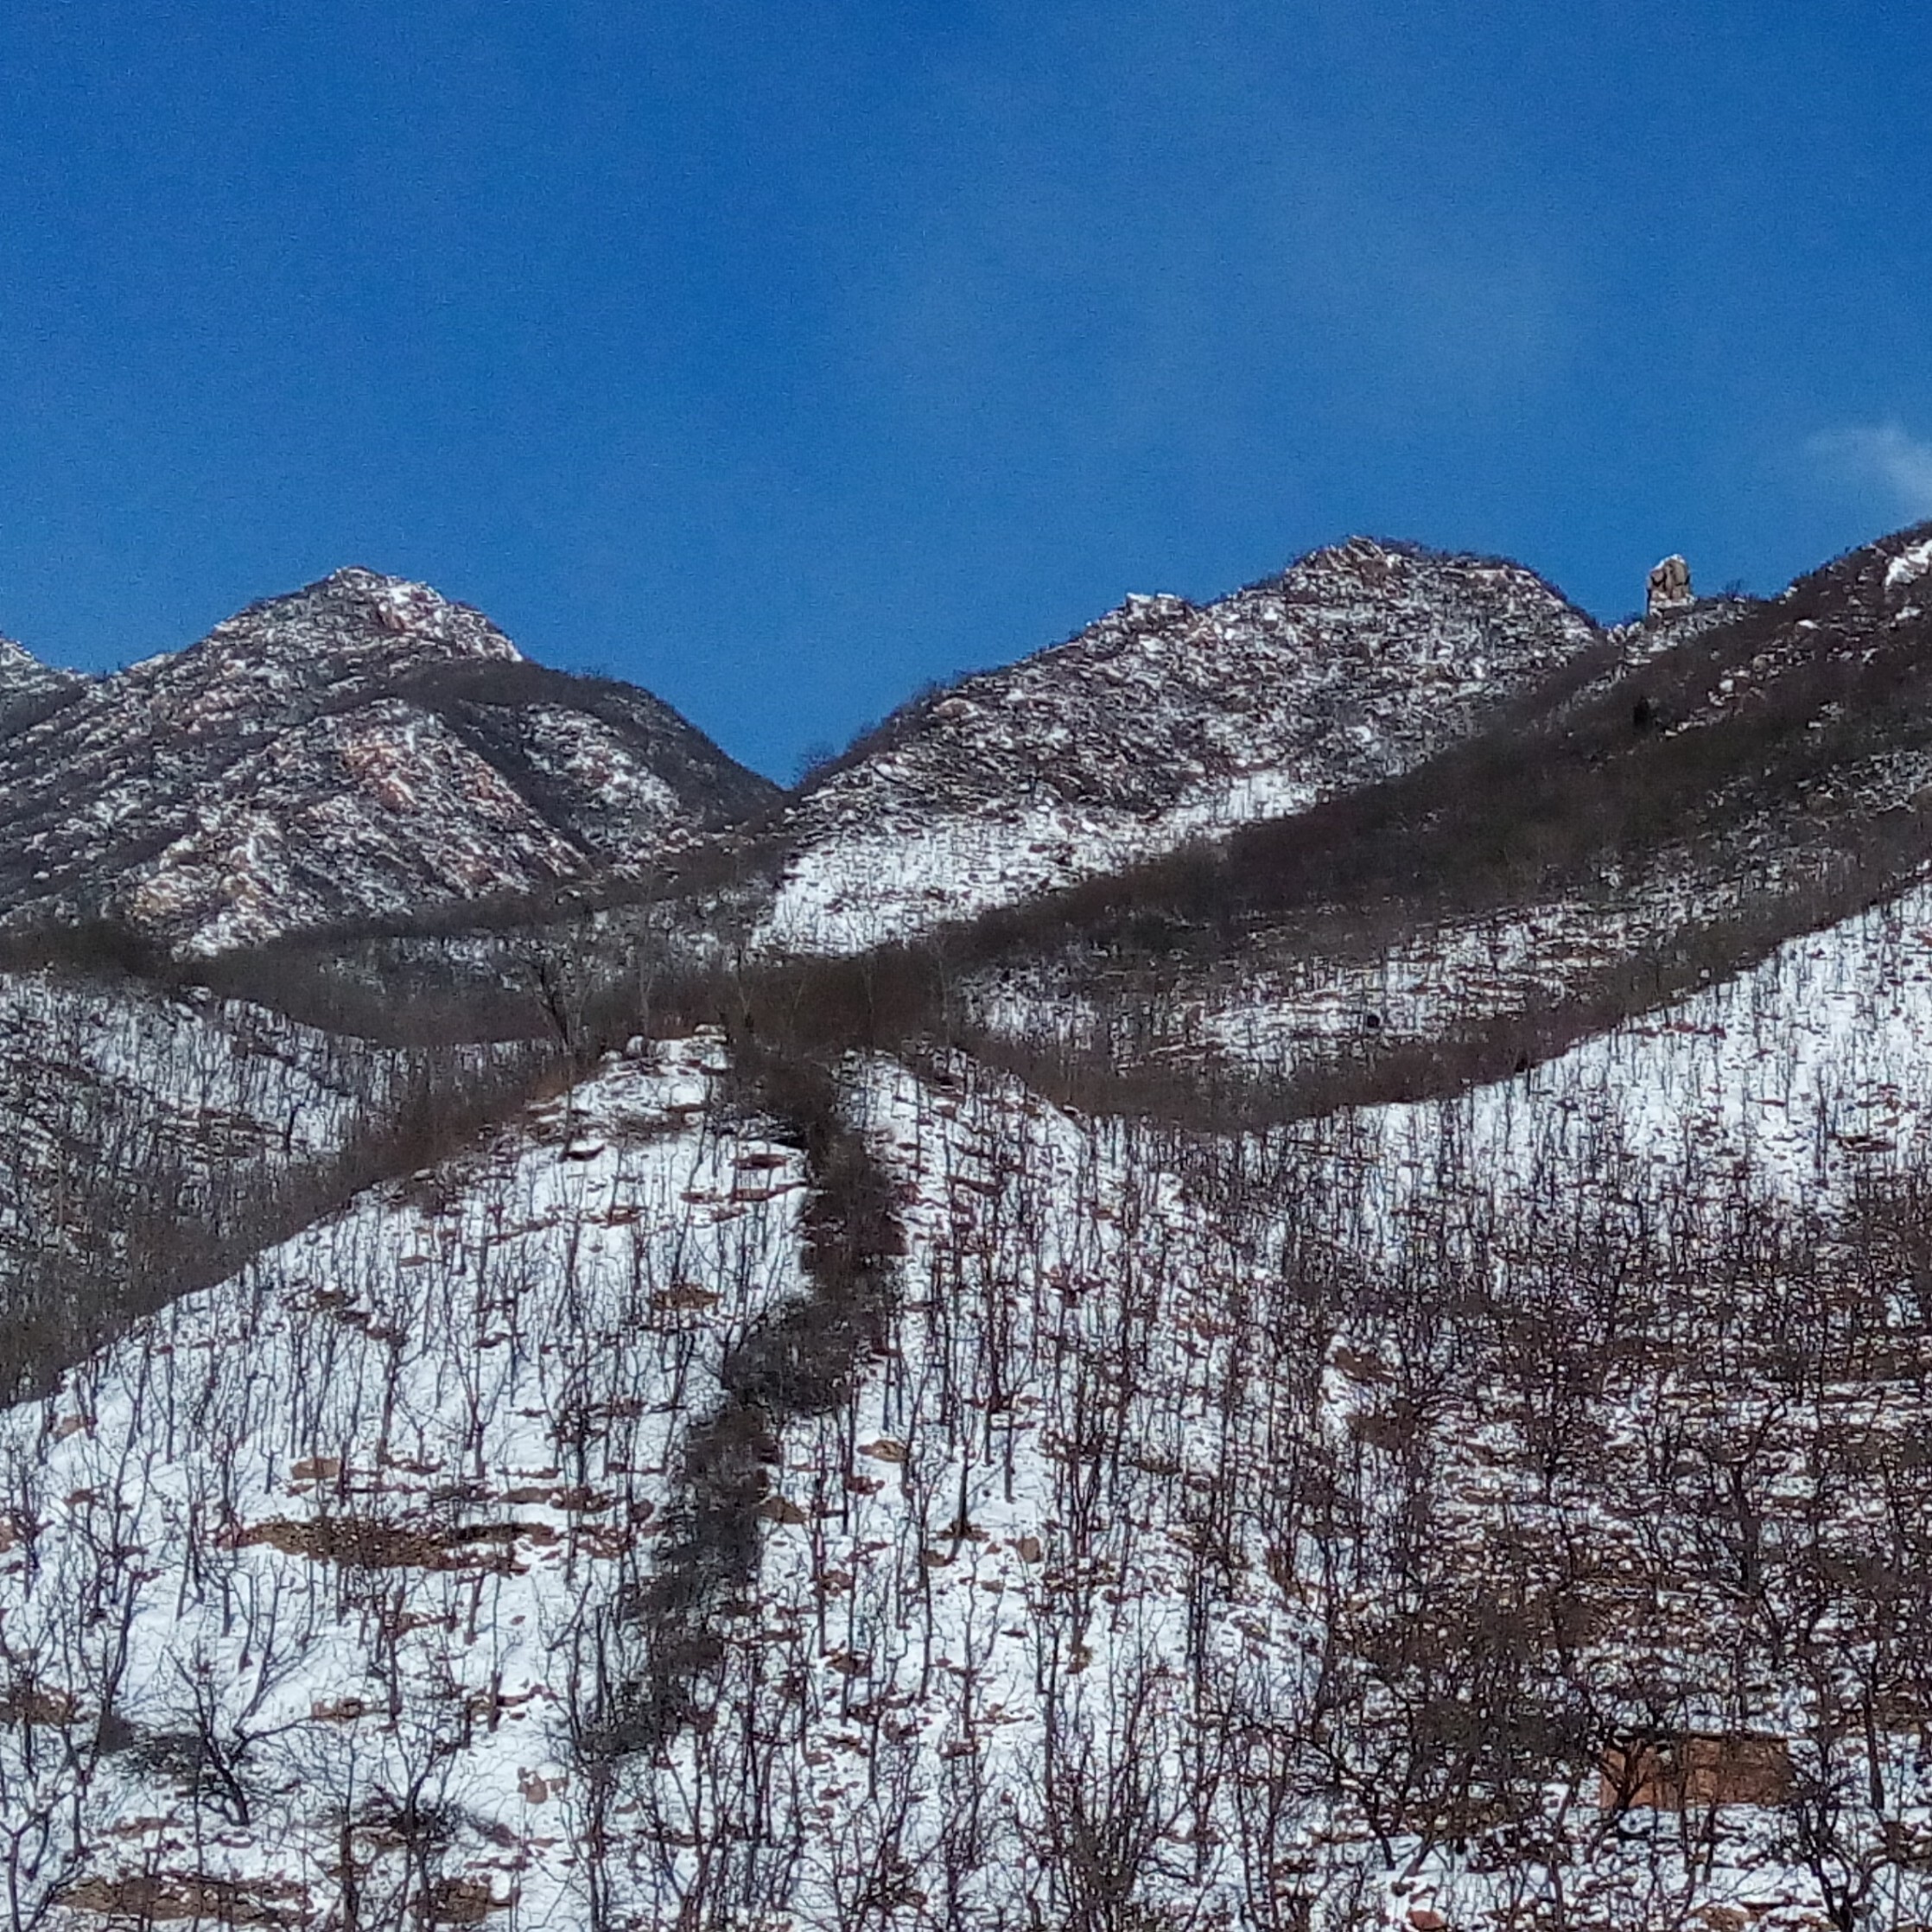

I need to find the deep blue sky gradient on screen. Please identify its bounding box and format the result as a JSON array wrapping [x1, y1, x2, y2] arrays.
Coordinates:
[[3, 2, 1929, 776]]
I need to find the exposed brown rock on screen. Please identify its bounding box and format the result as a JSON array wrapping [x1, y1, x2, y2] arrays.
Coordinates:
[[418, 1875, 511, 1925], [60, 1873, 309, 1926], [1600, 1732, 1792, 1809], [226, 1514, 543, 1572]]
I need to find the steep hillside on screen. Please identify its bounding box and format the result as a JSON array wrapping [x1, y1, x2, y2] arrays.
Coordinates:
[[0, 569, 777, 953], [8, 890, 1932, 1927], [0, 955, 562, 1407], [759, 539, 1606, 950]]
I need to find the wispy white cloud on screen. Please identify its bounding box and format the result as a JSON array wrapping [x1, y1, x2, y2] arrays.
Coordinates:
[[1808, 422, 1932, 520]]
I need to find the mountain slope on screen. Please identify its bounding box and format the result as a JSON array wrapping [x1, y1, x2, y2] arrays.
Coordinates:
[[12, 524, 1932, 1929], [758, 538, 1606, 950], [8, 886, 1932, 1927], [0, 569, 777, 953], [954, 522, 1932, 1117]]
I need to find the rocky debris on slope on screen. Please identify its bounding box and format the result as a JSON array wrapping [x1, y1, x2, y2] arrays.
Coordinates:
[[759, 537, 1605, 951], [0, 634, 88, 736], [0, 568, 778, 952], [1608, 593, 1750, 672], [117, 701, 594, 950]]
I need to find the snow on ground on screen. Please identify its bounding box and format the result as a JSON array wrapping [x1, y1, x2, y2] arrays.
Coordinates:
[[963, 892, 1676, 1080], [1341, 879, 1932, 1211], [638, 1028, 1932, 1929], [11, 875, 1932, 1924], [516, 706, 684, 829], [0, 969, 397, 1273], [1884, 536, 1932, 591], [759, 542, 1600, 955], [760, 770, 1316, 955], [0, 1037, 810, 1928]]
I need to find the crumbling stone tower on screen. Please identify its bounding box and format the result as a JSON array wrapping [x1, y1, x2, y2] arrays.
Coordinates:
[[1647, 553, 1693, 616]]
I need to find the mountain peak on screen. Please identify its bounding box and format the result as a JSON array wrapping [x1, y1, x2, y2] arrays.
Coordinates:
[[189, 567, 523, 687], [759, 535, 1604, 950], [0, 634, 88, 726], [0, 570, 776, 952], [319, 566, 518, 652], [0, 633, 46, 687], [0, 632, 76, 690], [1293, 531, 1408, 569]]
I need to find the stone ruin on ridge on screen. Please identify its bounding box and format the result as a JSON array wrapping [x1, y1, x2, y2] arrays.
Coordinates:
[[1647, 553, 1694, 616]]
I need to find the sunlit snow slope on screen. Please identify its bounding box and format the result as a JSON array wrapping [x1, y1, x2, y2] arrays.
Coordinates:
[[10, 876, 1932, 1927], [759, 539, 1603, 951]]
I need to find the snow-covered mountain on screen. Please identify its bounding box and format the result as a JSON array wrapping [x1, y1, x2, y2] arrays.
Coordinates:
[[758, 538, 1605, 951], [958, 523, 1932, 1117], [9, 527, 1932, 1929], [0, 569, 776, 954], [10, 906, 1932, 1928]]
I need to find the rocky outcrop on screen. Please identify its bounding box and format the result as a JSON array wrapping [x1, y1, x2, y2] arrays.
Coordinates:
[[1647, 552, 1694, 614], [0, 636, 87, 738], [0, 635, 62, 697]]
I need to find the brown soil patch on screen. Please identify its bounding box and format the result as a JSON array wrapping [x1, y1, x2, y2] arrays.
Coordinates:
[[226, 1516, 550, 1573], [61, 1872, 309, 1926], [1602, 1733, 1792, 1809]]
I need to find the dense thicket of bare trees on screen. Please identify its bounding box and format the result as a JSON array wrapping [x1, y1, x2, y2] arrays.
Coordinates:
[[0, 966, 566, 1405]]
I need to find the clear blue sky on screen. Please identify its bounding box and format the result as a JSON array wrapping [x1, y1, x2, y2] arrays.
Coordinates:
[[3, 2, 1929, 778]]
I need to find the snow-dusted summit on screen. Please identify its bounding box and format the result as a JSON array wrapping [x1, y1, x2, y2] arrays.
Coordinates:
[[759, 538, 1604, 950], [0, 633, 67, 695], [0, 569, 776, 953]]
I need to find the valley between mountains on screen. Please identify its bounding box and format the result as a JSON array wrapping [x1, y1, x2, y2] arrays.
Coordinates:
[[5, 530, 1932, 1930]]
